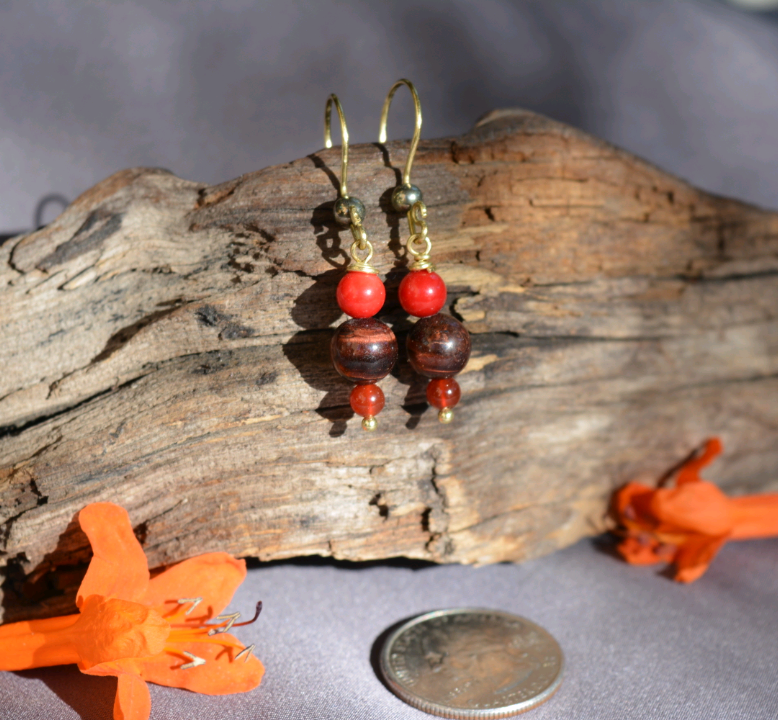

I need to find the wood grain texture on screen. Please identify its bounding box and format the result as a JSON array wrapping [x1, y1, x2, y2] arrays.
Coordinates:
[[2, 109, 777, 620]]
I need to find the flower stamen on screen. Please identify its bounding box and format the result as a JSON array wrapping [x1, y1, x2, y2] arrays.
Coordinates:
[[235, 644, 255, 663], [208, 611, 240, 635], [179, 651, 207, 669], [177, 597, 203, 616], [167, 633, 243, 649], [203, 602, 262, 635], [232, 601, 263, 628]]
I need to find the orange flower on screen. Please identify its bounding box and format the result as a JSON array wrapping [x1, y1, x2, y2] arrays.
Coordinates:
[[0, 503, 264, 720], [613, 438, 778, 583]]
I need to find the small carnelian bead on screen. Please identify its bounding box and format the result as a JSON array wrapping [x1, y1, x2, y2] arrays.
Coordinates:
[[398, 270, 447, 318], [337, 271, 386, 318], [350, 383, 385, 418], [426, 378, 461, 409]]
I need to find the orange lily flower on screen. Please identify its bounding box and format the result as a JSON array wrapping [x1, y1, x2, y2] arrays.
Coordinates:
[[612, 438, 778, 583], [0, 502, 264, 720]]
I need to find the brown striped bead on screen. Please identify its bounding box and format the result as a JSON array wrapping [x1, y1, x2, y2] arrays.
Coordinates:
[[407, 314, 471, 378], [331, 318, 398, 384]]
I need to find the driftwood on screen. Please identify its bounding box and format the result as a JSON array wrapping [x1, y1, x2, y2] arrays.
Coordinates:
[[1, 109, 778, 620]]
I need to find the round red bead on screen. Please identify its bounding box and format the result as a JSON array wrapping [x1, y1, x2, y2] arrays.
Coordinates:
[[350, 383, 385, 418], [337, 271, 386, 318], [398, 270, 447, 317], [426, 378, 461, 409]]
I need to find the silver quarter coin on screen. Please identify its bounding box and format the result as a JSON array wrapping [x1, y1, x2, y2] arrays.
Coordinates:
[[379, 608, 564, 719]]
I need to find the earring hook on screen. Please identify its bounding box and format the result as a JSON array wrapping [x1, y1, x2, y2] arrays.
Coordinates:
[[325, 94, 350, 198], [378, 78, 422, 188]]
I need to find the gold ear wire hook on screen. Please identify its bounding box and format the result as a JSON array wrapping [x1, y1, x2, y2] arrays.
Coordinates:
[[325, 94, 367, 231], [325, 94, 349, 198], [379, 79, 429, 261], [324, 93, 373, 270], [378, 79, 422, 188]]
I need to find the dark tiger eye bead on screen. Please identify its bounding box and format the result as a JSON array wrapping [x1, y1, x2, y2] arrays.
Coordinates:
[[331, 318, 398, 383], [407, 314, 471, 378]]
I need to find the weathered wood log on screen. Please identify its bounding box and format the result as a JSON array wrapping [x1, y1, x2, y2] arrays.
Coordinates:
[[2, 109, 778, 620]]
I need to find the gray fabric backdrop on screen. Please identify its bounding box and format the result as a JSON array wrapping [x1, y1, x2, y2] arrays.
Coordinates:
[[1, 1, 777, 718], [1, 538, 777, 719]]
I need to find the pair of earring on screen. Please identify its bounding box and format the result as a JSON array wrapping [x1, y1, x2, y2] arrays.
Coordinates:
[[326, 79, 471, 432]]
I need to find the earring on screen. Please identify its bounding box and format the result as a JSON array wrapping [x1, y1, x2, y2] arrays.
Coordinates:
[[379, 80, 471, 424], [325, 94, 398, 431]]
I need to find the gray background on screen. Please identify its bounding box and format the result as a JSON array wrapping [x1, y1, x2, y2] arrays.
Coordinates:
[[2, 538, 777, 719], [1, 1, 777, 718], [1, 0, 778, 233]]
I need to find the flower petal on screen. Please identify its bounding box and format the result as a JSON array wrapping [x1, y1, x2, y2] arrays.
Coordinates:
[[142, 553, 246, 621], [77, 503, 149, 607], [83, 658, 143, 678], [672, 534, 728, 583], [616, 535, 665, 566], [650, 482, 733, 536], [114, 673, 151, 720], [0, 614, 80, 670], [138, 635, 264, 695], [729, 494, 778, 539], [676, 438, 722, 485], [74, 595, 169, 671], [613, 482, 658, 530]]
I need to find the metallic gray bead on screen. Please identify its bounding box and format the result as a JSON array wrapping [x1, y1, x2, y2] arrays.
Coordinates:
[[333, 196, 366, 226], [391, 184, 423, 212]]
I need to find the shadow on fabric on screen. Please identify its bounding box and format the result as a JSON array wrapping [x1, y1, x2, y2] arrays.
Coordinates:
[[16, 665, 115, 720]]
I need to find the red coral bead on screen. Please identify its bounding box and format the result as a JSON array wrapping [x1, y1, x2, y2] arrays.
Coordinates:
[[350, 383, 385, 418], [337, 271, 386, 318], [426, 378, 461, 409], [398, 270, 447, 317]]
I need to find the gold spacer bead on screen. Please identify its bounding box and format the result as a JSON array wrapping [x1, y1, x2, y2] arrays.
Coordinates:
[[438, 408, 454, 424], [362, 416, 378, 432]]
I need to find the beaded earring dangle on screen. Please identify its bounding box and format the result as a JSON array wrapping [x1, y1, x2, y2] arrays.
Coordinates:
[[325, 95, 398, 431], [379, 80, 471, 423]]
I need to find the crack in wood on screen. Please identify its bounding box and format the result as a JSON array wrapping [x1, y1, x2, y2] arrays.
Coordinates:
[[91, 306, 182, 364], [37, 210, 124, 272]]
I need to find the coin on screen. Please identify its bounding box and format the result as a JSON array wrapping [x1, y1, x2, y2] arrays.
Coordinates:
[[379, 608, 564, 719]]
